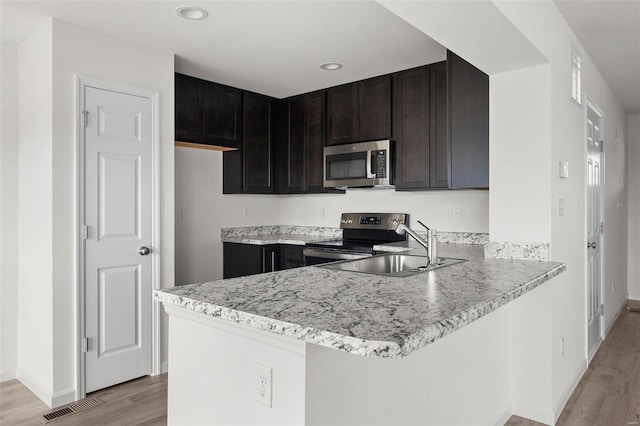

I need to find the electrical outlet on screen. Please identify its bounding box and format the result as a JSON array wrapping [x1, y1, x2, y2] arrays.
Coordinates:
[[560, 337, 565, 357], [452, 208, 461, 222], [256, 364, 272, 408]]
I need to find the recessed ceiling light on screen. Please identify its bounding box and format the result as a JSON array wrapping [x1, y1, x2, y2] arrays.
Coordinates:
[[320, 63, 343, 71], [176, 6, 209, 20]]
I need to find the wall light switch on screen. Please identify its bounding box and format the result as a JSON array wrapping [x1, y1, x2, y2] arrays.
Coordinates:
[[557, 197, 565, 217], [559, 161, 569, 179]]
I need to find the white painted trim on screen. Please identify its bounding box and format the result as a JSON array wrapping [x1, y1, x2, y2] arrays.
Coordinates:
[[75, 75, 161, 398], [511, 402, 554, 426], [161, 361, 169, 374], [553, 359, 588, 422], [17, 368, 76, 409], [490, 403, 513, 426], [163, 304, 306, 355], [605, 297, 628, 336], [0, 370, 17, 383], [583, 94, 606, 361]]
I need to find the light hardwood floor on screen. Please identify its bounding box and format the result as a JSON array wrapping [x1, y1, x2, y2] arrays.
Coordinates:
[[507, 300, 640, 426], [2, 301, 639, 426], [0, 373, 167, 425]]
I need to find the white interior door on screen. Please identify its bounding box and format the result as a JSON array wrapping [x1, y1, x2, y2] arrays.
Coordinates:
[[84, 86, 152, 393], [586, 103, 603, 359]]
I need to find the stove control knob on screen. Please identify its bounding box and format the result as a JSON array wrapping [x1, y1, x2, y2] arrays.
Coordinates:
[[347, 219, 353, 224]]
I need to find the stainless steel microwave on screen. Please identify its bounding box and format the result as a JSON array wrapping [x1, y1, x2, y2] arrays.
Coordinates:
[[323, 140, 395, 189]]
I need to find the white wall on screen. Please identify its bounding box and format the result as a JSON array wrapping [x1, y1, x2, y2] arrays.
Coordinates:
[[16, 22, 55, 400], [628, 114, 640, 299], [490, 0, 628, 418], [0, 44, 19, 382], [49, 19, 175, 401], [6, 18, 175, 404], [175, 147, 281, 285], [489, 64, 551, 243], [278, 190, 488, 231]]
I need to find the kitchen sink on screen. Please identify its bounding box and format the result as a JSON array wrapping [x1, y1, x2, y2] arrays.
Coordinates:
[[318, 254, 466, 277]]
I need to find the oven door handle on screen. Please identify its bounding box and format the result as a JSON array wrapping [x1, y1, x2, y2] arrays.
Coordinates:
[[303, 248, 370, 261]]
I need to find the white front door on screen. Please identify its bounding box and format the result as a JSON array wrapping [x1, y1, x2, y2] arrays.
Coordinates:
[[84, 86, 153, 393], [586, 102, 603, 359]]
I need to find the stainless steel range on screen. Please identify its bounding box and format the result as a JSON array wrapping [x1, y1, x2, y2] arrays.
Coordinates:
[[303, 213, 408, 265]]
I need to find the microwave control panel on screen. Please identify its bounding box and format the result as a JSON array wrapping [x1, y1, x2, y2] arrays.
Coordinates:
[[372, 151, 386, 178]]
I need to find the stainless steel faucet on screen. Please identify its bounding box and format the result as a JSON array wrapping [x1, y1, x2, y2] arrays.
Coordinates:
[[395, 223, 434, 266]]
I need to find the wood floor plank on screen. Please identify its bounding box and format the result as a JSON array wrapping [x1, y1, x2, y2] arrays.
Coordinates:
[[595, 391, 632, 426], [507, 301, 640, 426]]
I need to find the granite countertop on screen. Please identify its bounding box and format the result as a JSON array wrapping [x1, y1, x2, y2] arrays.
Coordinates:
[[155, 242, 565, 359], [221, 225, 341, 246]]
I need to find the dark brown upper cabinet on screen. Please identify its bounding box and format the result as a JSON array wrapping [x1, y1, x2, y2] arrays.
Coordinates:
[[223, 92, 278, 194], [393, 54, 488, 191], [448, 50, 489, 189], [175, 73, 203, 143], [282, 91, 329, 194], [175, 73, 242, 149], [393, 66, 431, 190], [327, 75, 391, 146], [203, 82, 242, 148], [242, 92, 276, 193]]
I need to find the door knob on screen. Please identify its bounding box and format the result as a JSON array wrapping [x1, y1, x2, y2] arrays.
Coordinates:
[[139, 246, 151, 256], [587, 242, 597, 249]]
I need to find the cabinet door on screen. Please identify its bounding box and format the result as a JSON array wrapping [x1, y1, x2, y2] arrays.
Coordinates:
[[223, 243, 264, 279], [358, 75, 391, 141], [448, 51, 489, 189], [279, 245, 304, 270], [284, 96, 306, 193], [175, 73, 203, 143], [430, 61, 449, 188], [203, 82, 242, 148], [327, 84, 358, 146], [264, 245, 280, 273], [304, 91, 327, 192], [393, 66, 430, 190], [243, 92, 275, 193]]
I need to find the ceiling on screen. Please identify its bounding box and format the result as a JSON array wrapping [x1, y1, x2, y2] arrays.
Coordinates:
[[554, 0, 640, 114], [0, 1, 447, 98], [2, 1, 638, 112]]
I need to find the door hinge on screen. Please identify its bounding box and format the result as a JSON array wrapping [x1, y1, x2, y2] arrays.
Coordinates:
[[82, 337, 88, 353], [82, 225, 88, 240], [81, 111, 88, 127], [600, 140, 604, 153], [600, 222, 604, 233]]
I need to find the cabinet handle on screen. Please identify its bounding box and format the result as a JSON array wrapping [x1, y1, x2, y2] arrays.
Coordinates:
[[271, 251, 276, 271]]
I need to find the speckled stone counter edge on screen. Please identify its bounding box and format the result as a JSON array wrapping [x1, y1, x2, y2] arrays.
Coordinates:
[[221, 225, 488, 246], [155, 263, 565, 359], [484, 241, 550, 261]]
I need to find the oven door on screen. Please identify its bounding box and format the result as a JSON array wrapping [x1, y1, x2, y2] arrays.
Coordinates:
[[302, 248, 371, 266]]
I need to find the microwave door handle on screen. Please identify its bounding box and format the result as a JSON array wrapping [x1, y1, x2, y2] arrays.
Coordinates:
[[366, 150, 375, 178]]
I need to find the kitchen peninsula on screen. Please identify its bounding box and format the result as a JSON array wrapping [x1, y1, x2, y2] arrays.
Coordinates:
[[156, 242, 565, 425]]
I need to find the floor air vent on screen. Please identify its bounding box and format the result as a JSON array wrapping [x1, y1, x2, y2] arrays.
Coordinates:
[[41, 397, 104, 423]]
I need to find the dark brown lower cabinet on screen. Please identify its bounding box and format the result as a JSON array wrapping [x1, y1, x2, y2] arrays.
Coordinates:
[[223, 243, 304, 279]]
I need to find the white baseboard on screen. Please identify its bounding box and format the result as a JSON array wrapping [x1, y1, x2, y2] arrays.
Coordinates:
[[511, 403, 554, 425], [606, 298, 628, 335], [16, 368, 76, 408], [553, 359, 587, 422], [0, 370, 16, 382], [490, 403, 513, 426], [51, 387, 77, 408]]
